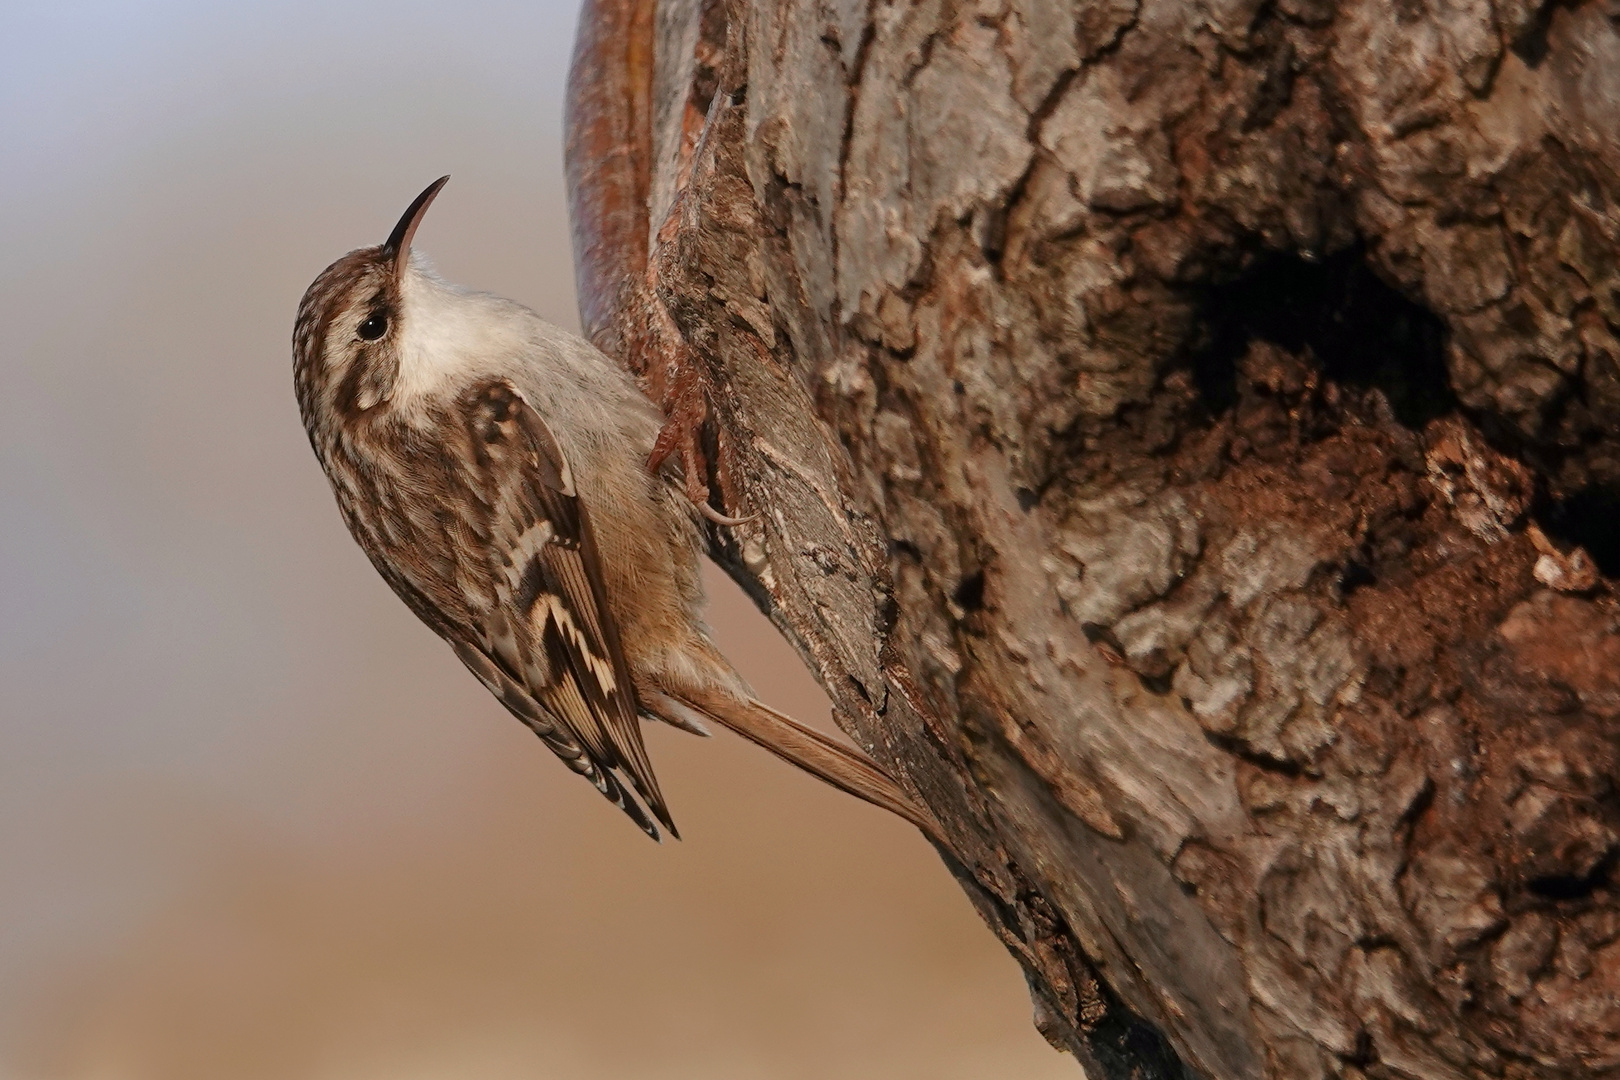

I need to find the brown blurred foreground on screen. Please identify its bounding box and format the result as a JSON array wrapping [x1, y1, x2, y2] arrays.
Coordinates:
[[6, 574, 1067, 1080]]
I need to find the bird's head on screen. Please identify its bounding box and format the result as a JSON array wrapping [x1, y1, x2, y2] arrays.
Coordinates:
[[293, 176, 449, 442]]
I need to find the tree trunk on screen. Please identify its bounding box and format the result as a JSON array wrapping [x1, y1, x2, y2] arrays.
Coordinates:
[[564, 0, 1620, 1076]]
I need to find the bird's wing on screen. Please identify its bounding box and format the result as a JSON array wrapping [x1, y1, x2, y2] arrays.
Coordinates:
[[448, 637, 664, 840], [455, 378, 674, 839]]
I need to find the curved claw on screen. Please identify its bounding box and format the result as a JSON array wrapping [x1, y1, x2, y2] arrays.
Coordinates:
[[696, 500, 755, 528]]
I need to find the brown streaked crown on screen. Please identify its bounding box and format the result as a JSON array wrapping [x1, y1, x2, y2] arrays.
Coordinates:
[[292, 251, 395, 435]]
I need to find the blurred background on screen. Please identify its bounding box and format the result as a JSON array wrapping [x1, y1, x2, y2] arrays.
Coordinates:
[[0, 2, 1069, 1077]]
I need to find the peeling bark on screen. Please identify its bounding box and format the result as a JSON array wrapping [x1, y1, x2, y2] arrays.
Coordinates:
[[565, 0, 1620, 1076]]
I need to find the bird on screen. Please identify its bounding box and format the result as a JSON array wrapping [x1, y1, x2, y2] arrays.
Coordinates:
[[292, 176, 936, 841]]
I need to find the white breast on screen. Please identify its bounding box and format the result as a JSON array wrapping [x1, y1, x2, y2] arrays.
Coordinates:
[[389, 257, 666, 470]]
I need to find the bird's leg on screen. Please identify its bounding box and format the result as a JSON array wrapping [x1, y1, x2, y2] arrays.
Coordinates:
[[644, 366, 704, 481], [638, 188, 755, 528], [645, 322, 753, 527]]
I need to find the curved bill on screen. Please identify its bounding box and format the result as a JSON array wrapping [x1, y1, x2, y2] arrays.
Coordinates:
[[383, 175, 450, 278]]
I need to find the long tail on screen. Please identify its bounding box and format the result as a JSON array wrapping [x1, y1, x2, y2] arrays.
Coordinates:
[[646, 688, 941, 838]]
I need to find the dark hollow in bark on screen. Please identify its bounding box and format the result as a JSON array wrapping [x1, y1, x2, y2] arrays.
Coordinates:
[[566, 0, 1620, 1076]]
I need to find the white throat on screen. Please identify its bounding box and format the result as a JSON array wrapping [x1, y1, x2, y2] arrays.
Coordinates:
[[391, 257, 528, 409]]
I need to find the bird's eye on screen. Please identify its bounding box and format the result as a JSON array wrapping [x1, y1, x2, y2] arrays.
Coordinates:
[[357, 313, 389, 341]]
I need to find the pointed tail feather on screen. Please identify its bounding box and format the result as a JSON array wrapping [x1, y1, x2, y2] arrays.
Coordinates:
[[649, 689, 940, 837]]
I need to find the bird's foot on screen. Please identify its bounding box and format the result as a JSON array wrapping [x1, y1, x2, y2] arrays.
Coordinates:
[[646, 348, 752, 527]]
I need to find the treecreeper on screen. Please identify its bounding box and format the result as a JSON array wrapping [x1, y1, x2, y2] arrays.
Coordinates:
[[293, 176, 937, 842]]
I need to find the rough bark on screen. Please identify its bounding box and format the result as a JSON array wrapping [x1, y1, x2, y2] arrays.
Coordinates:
[[564, 1, 1620, 1076]]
